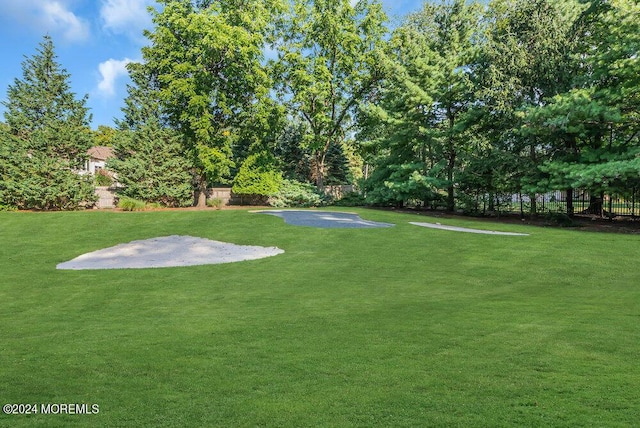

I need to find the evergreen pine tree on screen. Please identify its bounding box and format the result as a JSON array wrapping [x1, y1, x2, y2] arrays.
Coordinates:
[[109, 63, 193, 207], [0, 35, 95, 210]]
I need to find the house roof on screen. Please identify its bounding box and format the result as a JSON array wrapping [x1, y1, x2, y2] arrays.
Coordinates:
[[87, 146, 114, 161]]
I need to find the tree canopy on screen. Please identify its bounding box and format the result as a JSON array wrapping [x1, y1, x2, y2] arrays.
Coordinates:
[[1, 0, 638, 215], [0, 36, 95, 210]]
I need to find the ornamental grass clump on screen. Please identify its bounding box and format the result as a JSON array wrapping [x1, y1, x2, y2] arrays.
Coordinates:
[[117, 197, 148, 211]]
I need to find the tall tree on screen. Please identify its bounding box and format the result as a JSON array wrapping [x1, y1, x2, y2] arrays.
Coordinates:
[[520, 0, 640, 216], [274, 0, 388, 188], [108, 64, 193, 207], [0, 35, 95, 210], [139, 0, 283, 206], [360, 0, 481, 210], [478, 0, 583, 213]]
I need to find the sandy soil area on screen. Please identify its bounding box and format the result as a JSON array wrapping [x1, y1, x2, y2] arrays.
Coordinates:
[[56, 236, 284, 270]]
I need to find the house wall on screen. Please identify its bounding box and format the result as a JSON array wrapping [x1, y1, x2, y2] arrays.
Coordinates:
[[87, 159, 106, 175]]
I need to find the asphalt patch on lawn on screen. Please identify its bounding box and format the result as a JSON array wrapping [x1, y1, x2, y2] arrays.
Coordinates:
[[255, 210, 395, 229]]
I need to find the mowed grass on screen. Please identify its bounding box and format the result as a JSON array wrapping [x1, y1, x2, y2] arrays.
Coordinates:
[[0, 208, 639, 427]]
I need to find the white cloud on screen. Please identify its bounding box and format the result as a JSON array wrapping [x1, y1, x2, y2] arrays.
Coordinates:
[[100, 0, 153, 39], [2, 0, 90, 42], [97, 58, 133, 97], [42, 1, 90, 42]]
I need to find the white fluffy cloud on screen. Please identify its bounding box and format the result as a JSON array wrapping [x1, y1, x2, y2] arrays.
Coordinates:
[[2, 0, 90, 42], [97, 58, 133, 97], [100, 0, 153, 38]]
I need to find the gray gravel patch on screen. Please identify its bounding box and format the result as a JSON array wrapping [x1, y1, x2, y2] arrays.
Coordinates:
[[410, 221, 529, 236], [255, 210, 395, 228], [56, 235, 284, 270]]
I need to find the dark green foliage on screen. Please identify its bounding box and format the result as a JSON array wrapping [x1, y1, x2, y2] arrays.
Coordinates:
[[0, 36, 96, 210], [544, 211, 579, 227], [363, 161, 447, 207], [267, 179, 326, 207], [139, 0, 282, 205], [332, 191, 367, 207], [110, 63, 194, 208], [274, 120, 353, 185], [358, 0, 639, 217], [360, 0, 480, 210], [274, 121, 312, 182], [520, 0, 640, 200], [0, 129, 96, 210], [323, 141, 351, 185], [108, 128, 193, 207]]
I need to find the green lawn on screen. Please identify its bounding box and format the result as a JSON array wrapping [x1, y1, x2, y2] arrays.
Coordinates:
[[1, 208, 639, 427]]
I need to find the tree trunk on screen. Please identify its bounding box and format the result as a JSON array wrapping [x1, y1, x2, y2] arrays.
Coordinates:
[[566, 188, 574, 217], [529, 142, 537, 215], [447, 151, 456, 212], [530, 193, 537, 215], [315, 152, 325, 190], [585, 192, 604, 217], [194, 175, 207, 207]]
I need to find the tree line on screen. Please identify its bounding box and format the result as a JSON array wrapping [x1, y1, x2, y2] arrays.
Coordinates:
[[1, 0, 638, 214]]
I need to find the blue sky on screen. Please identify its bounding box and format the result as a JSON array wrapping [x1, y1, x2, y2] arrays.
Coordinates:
[[0, 0, 423, 129]]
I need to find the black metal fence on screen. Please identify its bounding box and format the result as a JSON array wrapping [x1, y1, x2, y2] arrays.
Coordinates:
[[471, 189, 640, 218]]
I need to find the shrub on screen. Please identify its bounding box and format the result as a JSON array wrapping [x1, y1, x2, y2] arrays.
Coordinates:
[[118, 197, 148, 211], [207, 197, 224, 209], [0, 204, 17, 212], [232, 153, 283, 201], [544, 212, 579, 227], [268, 179, 326, 208], [332, 191, 367, 207]]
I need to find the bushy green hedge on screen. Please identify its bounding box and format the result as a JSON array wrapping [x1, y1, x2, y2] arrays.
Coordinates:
[[332, 191, 367, 207], [232, 153, 283, 200], [267, 179, 326, 208]]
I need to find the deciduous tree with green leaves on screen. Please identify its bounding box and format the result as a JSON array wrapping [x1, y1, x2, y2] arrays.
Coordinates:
[[139, 0, 283, 206], [274, 0, 388, 188]]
